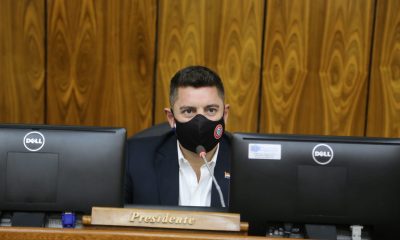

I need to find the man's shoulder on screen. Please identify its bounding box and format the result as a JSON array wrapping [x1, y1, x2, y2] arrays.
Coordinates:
[[219, 132, 232, 159], [222, 131, 232, 141], [130, 122, 172, 139], [221, 132, 232, 147], [127, 130, 175, 147], [127, 125, 176, 152]]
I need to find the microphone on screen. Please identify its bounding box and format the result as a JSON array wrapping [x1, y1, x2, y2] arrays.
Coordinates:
[[196, 145, 226, 208]]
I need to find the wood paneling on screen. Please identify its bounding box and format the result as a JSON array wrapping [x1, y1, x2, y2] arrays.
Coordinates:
[[46, 0, 156, 136], [2, 0, 400, 137], [0, 0, 45, 123], [367, 0, 400, 137], [156, 0, 264, 132], [0, 226, 286, 240], [261, 0, 374, 136]]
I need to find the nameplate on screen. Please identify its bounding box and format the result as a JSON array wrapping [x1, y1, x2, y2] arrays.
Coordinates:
[[84, 207, 241, 231]]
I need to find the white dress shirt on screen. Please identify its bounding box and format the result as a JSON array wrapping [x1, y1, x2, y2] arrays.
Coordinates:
[[177, 141, 219, 207]]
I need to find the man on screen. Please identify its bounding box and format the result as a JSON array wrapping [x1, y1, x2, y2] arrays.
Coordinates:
[[124, 66, 231, 208]]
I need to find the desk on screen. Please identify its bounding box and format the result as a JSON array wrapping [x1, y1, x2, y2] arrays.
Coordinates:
[[0, 226, 305, 240]]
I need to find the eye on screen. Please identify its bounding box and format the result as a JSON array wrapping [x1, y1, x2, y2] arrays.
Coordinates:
[[206, 107, 218, 116], [181, 108, 196, 117]]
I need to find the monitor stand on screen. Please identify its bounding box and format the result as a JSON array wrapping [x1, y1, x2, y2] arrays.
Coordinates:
[[11, 212, 46, 227], [305, 224, 337, 240]]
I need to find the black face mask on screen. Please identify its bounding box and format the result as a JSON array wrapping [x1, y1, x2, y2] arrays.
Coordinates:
[[174, 114, 225, 153]]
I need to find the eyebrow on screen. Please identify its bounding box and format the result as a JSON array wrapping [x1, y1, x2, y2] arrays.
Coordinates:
[[179, 104, 220, 110], [179, 106, 196, 110], [204, 104, 220, 109]]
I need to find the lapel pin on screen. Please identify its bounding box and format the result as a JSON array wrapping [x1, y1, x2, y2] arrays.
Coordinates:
[[224, 171, 230, 179]]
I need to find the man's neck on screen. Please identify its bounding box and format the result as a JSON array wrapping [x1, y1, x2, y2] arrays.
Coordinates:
[[180, 145, 218, 181]]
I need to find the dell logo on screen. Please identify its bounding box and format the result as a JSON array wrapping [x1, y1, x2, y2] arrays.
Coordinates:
[[25, 138, 43, 144], [23, 131, 45, 152], [314, 151, 332, 157], [312, 144, 334, 165]]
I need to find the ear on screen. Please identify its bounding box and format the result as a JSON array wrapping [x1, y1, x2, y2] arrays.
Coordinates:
[[223, 104, 230, 123], [164, 108, 176, 128]]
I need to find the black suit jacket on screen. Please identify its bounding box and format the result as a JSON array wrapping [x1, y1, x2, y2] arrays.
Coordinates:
[[124, 130, 231, 208]]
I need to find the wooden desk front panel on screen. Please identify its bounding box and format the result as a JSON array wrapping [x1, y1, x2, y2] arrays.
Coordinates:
[[0, 226, 304, 240]]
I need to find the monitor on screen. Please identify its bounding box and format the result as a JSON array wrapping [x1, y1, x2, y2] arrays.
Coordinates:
[[0, 124, 126, 215], [229, 132, 400, 238]]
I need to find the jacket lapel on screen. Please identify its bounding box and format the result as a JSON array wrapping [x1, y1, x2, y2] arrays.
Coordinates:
[[155, 135, 179, 206]]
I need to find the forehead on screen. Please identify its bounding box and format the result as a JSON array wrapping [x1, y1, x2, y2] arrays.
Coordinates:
[[174, 86, 223, 107]]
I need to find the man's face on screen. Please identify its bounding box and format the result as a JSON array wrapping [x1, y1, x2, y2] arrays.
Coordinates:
[[165, 86, 229, 126]]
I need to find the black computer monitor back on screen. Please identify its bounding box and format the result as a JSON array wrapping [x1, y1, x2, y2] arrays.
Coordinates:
[[0, 124, 126, 214], [229, 133, 400, 235]]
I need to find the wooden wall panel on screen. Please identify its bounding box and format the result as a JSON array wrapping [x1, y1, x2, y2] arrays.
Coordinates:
[[367, 0, 400, 137], [0, 0, 45, 124], [260, 0, 374, 136], [46, 0, 156, 137], [3, 0, 400, 138], [155, 0, 264, 132]]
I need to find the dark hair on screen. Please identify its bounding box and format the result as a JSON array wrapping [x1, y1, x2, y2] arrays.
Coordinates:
[[169, 66, 225, 106]]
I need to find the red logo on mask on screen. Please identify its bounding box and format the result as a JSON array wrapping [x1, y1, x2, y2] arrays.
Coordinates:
[[214, 124, 223, 139]]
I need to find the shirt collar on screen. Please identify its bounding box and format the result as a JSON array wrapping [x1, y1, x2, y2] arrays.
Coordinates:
[[177, 141, 219, 167]]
